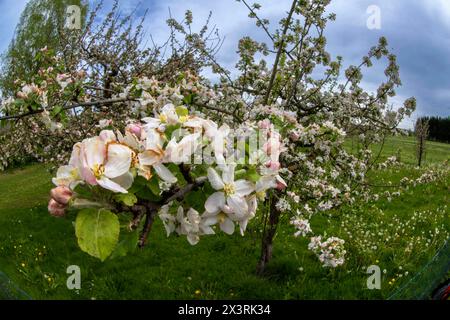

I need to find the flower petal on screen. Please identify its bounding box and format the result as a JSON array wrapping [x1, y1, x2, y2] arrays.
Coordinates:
[[200, 224, 215, 235], [177, 133, 201, 162], [202, 216, 219, 226], [234, 180, 255, 197], [83, 137, 106, 168], [52, 165, 76, 187], [239, 219, 249, 236], [99, 130, 116, 143], [220, 218, 235, 235], [111, 171, 134, 190], [141, 117, 161, 129], [222, 164, 235, 184], [187, 234, 200, 245], [145, 129, 164, 151], [183, 117, 204, 129], [154, 163, 177, 183], [207, 167, 224, 190], [256, 175, 277, 192], [97, 177, 128, 193], [68, 143, 82, 167], [187, 208, 201, 224], [227, 195, 249, 219], [104, 144, 132, 178], [205, 192, 225, 214], [161, 219, 175, 237], [80, 166, 97, 185], [139, 150, 162, 166], [247, 195, 257, 218]]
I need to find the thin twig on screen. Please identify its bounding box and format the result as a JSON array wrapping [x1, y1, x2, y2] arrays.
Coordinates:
[[0, 97, 136, 121], [263, 0, 298, 105]]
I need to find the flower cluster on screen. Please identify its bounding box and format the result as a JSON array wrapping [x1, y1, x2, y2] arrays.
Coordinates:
[[49, 103, 286, 251], [290, 218, 312, 238], [308, 236, 346, 268]]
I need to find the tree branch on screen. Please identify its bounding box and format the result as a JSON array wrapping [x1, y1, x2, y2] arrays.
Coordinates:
[[0, 97, 136, 121], [263, 0, 298, 105]]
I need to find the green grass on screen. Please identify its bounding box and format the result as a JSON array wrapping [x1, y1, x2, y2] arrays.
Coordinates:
[[0, 136, 448, 299], [344, 135, 450, 165]]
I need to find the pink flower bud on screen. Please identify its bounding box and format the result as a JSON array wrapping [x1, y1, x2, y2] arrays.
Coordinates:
[[16, 91, 28, 99], [263, 138, 281, 156], [265, 160, 281, 171], [290, 131, 300, 142], [269, 130, 281, 140], [276, 181, 287, 191], [97, 119, 113, 129], [276, 176, 287, 191], [127, 123, 143, 138], [48, 199, 66, 217], [50, 186, 73, 205], [258, 119, 271, 130], [31, 85, 41, 94]]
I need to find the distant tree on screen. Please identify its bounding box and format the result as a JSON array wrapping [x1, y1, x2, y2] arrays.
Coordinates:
[[415, 118, 429, 167], [0, 0, 88, 97], [419, 116, 450, 143]]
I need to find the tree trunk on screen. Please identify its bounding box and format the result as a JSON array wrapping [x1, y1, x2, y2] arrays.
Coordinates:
[[418, 137, 423, 167], [256, 200, 280, 275]]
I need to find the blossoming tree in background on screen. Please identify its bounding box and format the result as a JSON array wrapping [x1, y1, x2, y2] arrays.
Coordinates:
[[0, 0, 416, 273]]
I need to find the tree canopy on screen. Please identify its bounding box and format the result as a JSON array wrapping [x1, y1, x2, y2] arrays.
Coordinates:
[[0, 0, 88, 97]]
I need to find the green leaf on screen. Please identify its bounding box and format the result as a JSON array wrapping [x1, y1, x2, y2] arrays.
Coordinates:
[[114, 193, 138, 206], [147, 175, 161, 195], [182, 93, 196, 105], [246, 167, 261, 182], [190, 164, 208, 178], [136, 187, 161, 202], [202, 182, 215, 195], [109, 228, 139, 260], [185, 189, 207, 213], [50, 105, 62, 117], [14, 99, 25, 107], [75, 208, 120, 261], [72, 184, 95, 200], [167, 164, 187, 187], [164, 124, 181, 141], [128, 176, 148, 193], [234, 168, 247, 180], [175, 105, 189, 117]]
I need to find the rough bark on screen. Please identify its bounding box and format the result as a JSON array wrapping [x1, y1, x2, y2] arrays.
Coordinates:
[[256, 199, 281, 275]]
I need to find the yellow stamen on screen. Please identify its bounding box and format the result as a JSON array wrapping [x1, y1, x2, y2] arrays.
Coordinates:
[[131, 151, 139, 167], [179, 115, 188, 123], [159, 113, 168, 123], [218, 212, 227, 224], [70, 168, 79, 179], [223, 183, 235, 196], [92, 164, 105, 179], [256, 191, 266, 201]]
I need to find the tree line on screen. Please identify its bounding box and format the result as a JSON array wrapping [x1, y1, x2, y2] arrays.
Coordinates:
[[417, 116, 450, 143]]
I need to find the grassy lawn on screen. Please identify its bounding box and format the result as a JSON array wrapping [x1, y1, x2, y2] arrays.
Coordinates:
[[0, 135, 449, 299]]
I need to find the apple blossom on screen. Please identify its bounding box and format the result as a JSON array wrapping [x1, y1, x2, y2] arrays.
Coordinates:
[[50, 186, 73, 205], [205, 165, 255, 218], [48, 199, 66, 217]]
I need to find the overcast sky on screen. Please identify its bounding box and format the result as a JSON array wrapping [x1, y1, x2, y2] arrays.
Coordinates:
[[1, 0, 450, 129]]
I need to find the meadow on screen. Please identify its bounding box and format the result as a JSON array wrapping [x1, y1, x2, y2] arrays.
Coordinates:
[[0, 135, 448, 299]]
